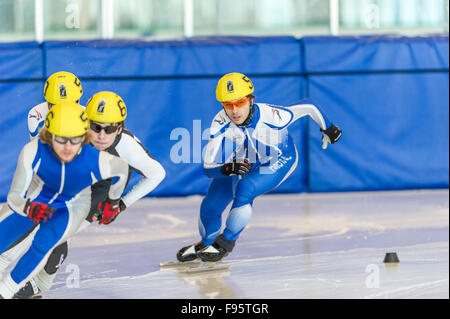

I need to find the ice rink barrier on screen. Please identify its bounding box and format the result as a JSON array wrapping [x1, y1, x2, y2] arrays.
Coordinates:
[[0, 35, 448, 200]]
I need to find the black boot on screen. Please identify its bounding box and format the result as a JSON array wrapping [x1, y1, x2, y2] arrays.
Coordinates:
[[13, 279, 41, 299], [176, 241, 206, 262], [197, 235, 235, 262]]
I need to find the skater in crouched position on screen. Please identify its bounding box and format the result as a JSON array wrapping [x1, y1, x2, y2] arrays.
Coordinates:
[[0, 71, 85, 298], [85, 91, 166, 222], [177, 72, 342, 263], [0, 102, 129, 299], [0, 71, 86, 298], [10, 91, 166, 298]]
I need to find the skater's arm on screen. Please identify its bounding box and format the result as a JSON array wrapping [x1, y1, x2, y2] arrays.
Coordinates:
[[203, 139, 252, 178], [203, 136, 227, 178], [286, 98, 332, 130], [116, 132, 166, 208], [286, 99, 342, 149], [27, 107, 45, 141], [98, 152, 130, 201], [7, 141, 38, 216], [203, 111, 233, 178]]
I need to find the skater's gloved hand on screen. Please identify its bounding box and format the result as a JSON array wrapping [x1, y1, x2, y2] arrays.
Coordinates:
[[24, 199, 56, 223], [320, 124, 342, 150], [221, 158, 252, 176], [95, 198, 121, 225]]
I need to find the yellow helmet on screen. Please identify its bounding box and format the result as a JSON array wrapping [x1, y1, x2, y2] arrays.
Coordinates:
[[44, 71, 83, 104], [85, 91, 127, 124], [215, 72, 254, 102], [45, 102, 89, 137]]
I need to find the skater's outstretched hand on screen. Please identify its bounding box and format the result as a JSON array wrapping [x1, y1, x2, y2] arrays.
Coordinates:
[[321, 124, 342, 150]]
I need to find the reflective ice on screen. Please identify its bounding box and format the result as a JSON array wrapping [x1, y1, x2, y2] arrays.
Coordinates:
[[35, 189, 448, 299]]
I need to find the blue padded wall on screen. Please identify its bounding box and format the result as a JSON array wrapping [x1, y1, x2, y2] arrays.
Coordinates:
[[0, 35, 447, 200]]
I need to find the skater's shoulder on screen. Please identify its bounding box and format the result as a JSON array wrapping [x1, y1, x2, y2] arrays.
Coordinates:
[[28, 101, 48, 115], [257, 103, 294, 129], [116, 129, 142, 148], [21, 138, 39, 156], [209, 109, 231, 135], [27, 102, 49, 137]]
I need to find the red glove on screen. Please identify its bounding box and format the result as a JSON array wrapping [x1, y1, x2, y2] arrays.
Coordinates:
[[23, 199, 56, 223], [96, 198, 120, 225]]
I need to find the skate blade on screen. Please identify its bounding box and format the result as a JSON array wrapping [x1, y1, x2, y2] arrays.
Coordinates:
[[179, 263, 230, 274], [159, 260, 202, 269], [13, 294, 42, 299]]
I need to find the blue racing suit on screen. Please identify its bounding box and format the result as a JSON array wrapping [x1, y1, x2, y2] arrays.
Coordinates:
[[0, 139, 129, 298], [199, 99, 332, 248]]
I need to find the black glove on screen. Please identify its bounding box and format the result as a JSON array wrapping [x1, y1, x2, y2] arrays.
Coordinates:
[[320, 124, 342, 149], [221, 159, 252, 176]]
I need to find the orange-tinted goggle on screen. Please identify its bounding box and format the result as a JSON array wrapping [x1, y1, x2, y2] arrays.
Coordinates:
[[221, 97, 250, 110]]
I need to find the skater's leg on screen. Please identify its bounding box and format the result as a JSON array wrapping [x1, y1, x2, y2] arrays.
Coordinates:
[[223, 150, 298, 243], [15, 193, 93, 298], [177, 177, 234, 262], [0, 207, 69, 298], [198, 150, 298, 262], [199, 177, 234, 245], [0, 225, 38, 275], [14, 242, 68, 298], [0, 205, 37, 280], [0, 210, 36, 255]]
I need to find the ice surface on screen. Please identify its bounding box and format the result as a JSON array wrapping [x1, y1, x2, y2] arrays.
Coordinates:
[[7, 189, 448, 299]]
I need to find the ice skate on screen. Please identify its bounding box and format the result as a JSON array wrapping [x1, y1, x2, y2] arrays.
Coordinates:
[[197, 242, 229, 262], [13, 279, 42, 299], [176, 241, 206, 262], [197, 234, 235, 262]]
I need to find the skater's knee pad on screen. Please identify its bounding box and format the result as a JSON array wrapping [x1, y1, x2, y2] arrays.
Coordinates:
[[44, 241, 68, 275], [233, 179, 257, 208]]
